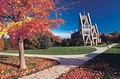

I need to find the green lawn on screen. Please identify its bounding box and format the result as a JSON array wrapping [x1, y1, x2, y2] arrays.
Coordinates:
[[3, 46, 96, 55], [95, 43, 107, 47], [104, 44, 120, 53]]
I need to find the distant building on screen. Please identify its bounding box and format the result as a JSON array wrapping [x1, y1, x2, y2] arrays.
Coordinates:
[[71, 13, 101, 45]]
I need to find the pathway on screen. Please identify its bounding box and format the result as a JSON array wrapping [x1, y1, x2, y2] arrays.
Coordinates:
[[0, 44, 117, 79]]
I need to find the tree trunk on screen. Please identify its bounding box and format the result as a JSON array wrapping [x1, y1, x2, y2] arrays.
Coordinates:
[[18, 39, 26, 69]]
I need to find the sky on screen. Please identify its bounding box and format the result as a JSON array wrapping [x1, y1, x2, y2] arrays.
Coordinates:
[[52, 0, 120, 38]]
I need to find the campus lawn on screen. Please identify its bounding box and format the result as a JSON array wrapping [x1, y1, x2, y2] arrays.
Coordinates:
[[103, 43, 120, 53], [0, 55, 58, 79], [3, 46, 96, 55], [95, 43, 107, 47], [59, 44, 120, 79]]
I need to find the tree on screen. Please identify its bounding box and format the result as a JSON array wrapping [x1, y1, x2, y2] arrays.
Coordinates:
[[31, 31, 57, 48], [0, 0, 64, 69], [0, 22, 7, 38], [52, 36, 62, 46], [40, 34, 52, 49], [61, 39, 71, 46]]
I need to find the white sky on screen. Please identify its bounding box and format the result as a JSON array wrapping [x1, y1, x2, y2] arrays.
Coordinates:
[[52, 31, 71, 39]]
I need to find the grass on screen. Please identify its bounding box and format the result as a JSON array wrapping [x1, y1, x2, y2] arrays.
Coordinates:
[[3, 46, 96, 55], [95, 43, 108, 47], [104, 44, 120, 53], [0, 55, 58, 79], [59, 43, 120, 79]]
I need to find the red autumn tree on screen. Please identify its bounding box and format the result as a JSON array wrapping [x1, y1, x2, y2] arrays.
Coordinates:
[[0, 0, 64, 69]]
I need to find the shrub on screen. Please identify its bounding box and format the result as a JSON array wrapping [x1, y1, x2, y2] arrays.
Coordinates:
[[61, 39, 70, 46], [70, 38, 83, 46], [40, 35, 52, 49], [24, 39, 34, 49], [3, 38, 10, 50]]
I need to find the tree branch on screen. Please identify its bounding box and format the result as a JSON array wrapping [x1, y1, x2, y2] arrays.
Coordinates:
[[55, 0, 80, 11]]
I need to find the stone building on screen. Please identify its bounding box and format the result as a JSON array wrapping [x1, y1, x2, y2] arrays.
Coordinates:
[[71, 13, 101, 45]]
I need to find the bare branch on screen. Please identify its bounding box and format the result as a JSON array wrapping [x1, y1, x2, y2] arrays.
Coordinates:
[[53, 0, 80, 19], [55, 0, 80, 11], [6, 0, 12, 6]]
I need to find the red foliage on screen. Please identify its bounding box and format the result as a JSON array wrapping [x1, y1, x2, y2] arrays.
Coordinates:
[[0, 55, 59, 79], [52, 36, 61, 43], [0, 0, 64, 44], [59, 67, 104, 79], [0, 0, 55, 21], [8, 19, 64, 44]]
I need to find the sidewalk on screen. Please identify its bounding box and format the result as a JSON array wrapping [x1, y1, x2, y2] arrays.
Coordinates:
[[0, 44, 117, 79]]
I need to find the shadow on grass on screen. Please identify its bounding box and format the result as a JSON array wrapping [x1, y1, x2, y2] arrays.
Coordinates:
[[0, 55, 9, 60], [0, 55, 19, 68], [112, 46, 120, 49], [82, 53, 120, 75], [0, 61, 19, 68], [111, 44, 120, 49]]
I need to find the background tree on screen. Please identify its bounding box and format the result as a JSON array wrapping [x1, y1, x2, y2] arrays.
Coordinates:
[[70, 38, 83, 46], [100, 32, 120, 43], [52, 36, 62, 46], [31, 32, 60, 48], [61, 39, 71, 46]]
